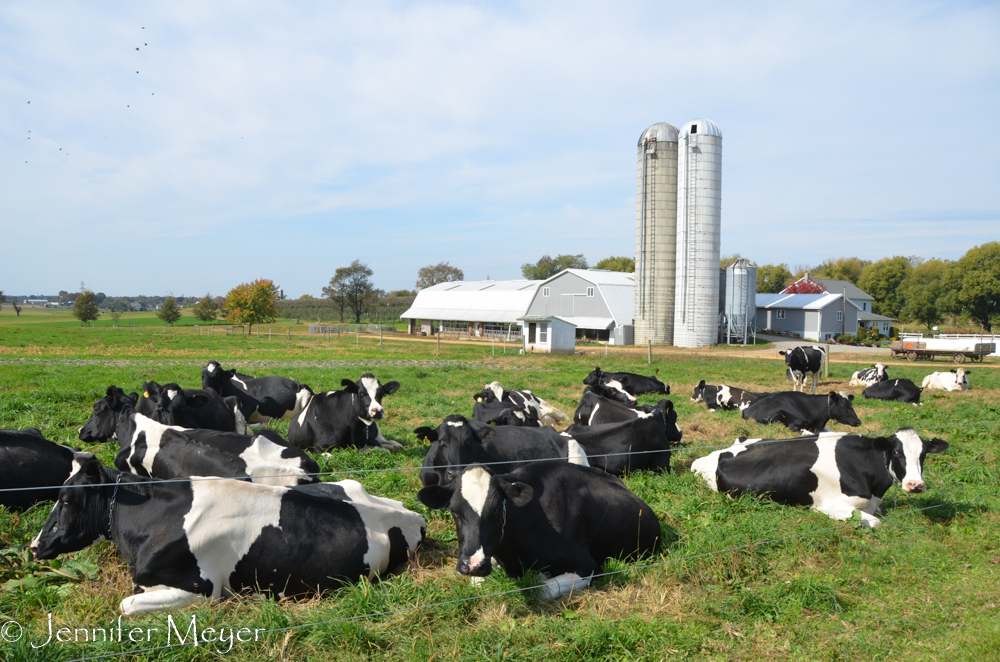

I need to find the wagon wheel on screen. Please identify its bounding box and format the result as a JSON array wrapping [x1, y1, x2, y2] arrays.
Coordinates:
[[906, 351, 917, 361], [954, 353, 966, 364], [972, 354, 984, 363]]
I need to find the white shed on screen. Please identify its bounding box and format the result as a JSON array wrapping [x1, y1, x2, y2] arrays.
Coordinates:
[[518, 315, 577, 354], [399, 280, 541, 339]]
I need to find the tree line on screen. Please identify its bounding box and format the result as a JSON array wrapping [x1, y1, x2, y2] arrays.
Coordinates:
[[742, 242, 1000, 332]]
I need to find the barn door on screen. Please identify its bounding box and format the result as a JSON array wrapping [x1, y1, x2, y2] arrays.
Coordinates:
[[528, 323, 536, 343]]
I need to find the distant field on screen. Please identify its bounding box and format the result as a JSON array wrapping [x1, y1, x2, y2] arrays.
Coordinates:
[[1, 312, 998, 661]]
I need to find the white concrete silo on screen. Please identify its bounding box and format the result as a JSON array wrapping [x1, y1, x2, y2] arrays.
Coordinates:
[[673, 119, 722, 348], [633, 122, 679, 345]]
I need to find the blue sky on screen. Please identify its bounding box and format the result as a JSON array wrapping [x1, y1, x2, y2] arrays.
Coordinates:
[[2, 1, 998, 297]]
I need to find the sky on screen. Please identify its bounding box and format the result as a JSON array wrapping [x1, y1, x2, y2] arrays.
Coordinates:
[[1, 1, 998, 297]]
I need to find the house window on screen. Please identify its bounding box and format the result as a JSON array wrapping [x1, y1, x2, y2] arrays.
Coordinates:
[[863, 303, 867, 311], [539, 323, 548, 343], [587, 287, 594, 297], [776, 309, 786, 320], [836, 311, 843, 322], [542, 287, 550, 297]]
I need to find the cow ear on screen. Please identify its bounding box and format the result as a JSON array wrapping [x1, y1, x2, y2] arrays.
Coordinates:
[[382, 381, 401, 395], [474, 426, 495, 442], [848, 394, 854, 401], [413, 427, 437, 443], [81, 456, 105, 484], [497, 477, 534, 507], [871, 437, 894, 452], [663, 400, 673, 412], [697, 380, 705, 387], [963, 370, 971, 374], [340, 379, 359, 393], [925, 438, 949, 454], [105, 385, 119, 399], [186, 394, 209, 408], [950, 369, 956, 373], [127, 392, 139, 406], [416, 485, 452, 510]]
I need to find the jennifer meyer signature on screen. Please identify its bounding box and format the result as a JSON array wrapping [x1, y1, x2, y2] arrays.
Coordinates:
[[3, 613, 266, 653]]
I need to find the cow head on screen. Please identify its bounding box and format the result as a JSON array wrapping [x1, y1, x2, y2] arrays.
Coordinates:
[[31, 455, 112, 560], [827, 392, 861, 427], [875, 428, 949, 493], [146, 383, 213, 427], [950, 368, 970, 388], [341, 373, 400, 421], [480, 406, 539, 427], [417, 464, 533, 577], [582, 367, 604, 387], [472, 381, 506, 405], [201, 360, 225, 392], [691, 380, 708, 403], [417, 416, 495, 487], [656, 400, 682, 444], [79, 386, 137, 442]]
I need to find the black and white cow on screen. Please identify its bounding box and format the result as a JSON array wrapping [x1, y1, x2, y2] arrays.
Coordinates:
[[288, 374, 401, 451], [582, 367, 669, 404], [741, 391, 861, 434], [31, 457, 425, 614], [472, 382, 571, 426], [81, 386, 318, 486], [0, 428, 89, 508], [201, 360, 313, 424], [562, 409, 680, 475], [922, 369, 971, 392], [573, 387, 672, 426], [416, 462, 659, 599], [417, 416, 588, 487], [863, 378, 922, 405], [779, 346, 825, 393], [472, 400, 541, 427], [849, 363, 888, 387], [138, 381, 246, 434], [691, 428, 949, 526], [690, 381, 762, 411]]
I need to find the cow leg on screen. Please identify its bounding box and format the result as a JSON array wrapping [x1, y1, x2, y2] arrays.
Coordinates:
[[120, 587, 208, 615], [814, 501, 882, 528], [540, 572, 594, 600], [809, 373, 818, 394], [368, 422, 403, 450]]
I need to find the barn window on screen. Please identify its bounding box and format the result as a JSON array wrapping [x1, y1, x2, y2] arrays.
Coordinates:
[[776, 309, 785, 320], [587, 287, 594, 297], [539, 323, 548, 343], [543, 287, 550, 297], [836, 311, 843, 322]]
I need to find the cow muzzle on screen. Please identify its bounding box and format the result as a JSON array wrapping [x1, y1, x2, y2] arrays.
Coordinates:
[[368, 407, 384, 420], [457, 556, 491, 577], [903, 480, 925, 493]]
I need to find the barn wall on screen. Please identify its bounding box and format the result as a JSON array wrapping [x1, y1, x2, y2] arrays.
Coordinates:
[[525, 273, 612, 319]]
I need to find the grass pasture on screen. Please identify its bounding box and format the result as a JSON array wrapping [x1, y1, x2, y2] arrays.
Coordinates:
[[1, 310, 999, 661]]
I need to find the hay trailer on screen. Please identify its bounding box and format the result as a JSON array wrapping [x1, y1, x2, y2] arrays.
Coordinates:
[[892, 339, 996, 363]]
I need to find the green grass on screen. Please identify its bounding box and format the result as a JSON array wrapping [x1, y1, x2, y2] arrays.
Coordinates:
[[1, 310, 998, 660]]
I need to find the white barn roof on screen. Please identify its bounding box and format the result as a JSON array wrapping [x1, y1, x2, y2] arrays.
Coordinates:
[[400, 280, 541, 324], [756, 293, 861, 311]]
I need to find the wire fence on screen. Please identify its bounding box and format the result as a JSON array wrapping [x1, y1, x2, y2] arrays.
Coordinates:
[[2, 419, 997, 495], [55, 492, 994, 662]]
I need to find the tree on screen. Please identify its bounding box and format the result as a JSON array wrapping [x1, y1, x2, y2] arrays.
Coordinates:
[[95, 292, 106, 304], [858, 256, 912, 319], [942, 242, 1000, 332], [900, 259, 948, 329], [811, 257, 871, 285], [322, 267, 350, 323], [0, 290, 4, 313], [330, 260, 376, 323], [521, 254, 588, 280], [156, 296, 182, 326], [594, 256, 635, 272], [416, 262, 464, 290], [223, 279, 280, 332], [72, 290, 101, 325], [756, 264, 792, 293], [192, 293, 218, 322]]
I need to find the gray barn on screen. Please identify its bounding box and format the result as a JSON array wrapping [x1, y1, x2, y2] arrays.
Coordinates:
[[755, 293, 859, 342], [521, 269, 635, 345]]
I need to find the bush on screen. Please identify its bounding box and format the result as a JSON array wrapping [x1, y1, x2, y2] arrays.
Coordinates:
[[835, 334, 857, 345]]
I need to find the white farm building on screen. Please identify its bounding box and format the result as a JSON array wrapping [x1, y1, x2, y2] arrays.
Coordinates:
[[399, 270, 636, 347]]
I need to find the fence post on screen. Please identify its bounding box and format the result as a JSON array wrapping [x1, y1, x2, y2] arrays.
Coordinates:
[[356, 332, 359, 348], [380, 326, 383, 347], [648, 339, 652, 365], [437, 333, 440, 352], [824, 346, 830, 379], [287, 327, 290, 340], [492, 337, 495, 356]]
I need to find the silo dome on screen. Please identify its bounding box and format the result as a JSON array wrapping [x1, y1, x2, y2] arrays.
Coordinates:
[[679, 118, 722, 138], [638, 122, 680, 146]]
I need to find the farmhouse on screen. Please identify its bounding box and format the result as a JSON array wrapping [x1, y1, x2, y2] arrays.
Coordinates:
[[755, 292, 859, 342], [781, 275, 894, 337]]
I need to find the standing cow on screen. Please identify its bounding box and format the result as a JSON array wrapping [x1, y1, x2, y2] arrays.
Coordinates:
[[417, 462, 660, 599], [690, 428, 948, 526], [201, 361, 313, 424], [779, 346, 825, 393], [31, 457, 425, 614]]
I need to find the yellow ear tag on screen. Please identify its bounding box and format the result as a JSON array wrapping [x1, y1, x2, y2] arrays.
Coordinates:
[[423, 436, 431, 446], [489, 421, 496, 426], [477, 397, 482, 402], [143, 391, 149, 399]]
